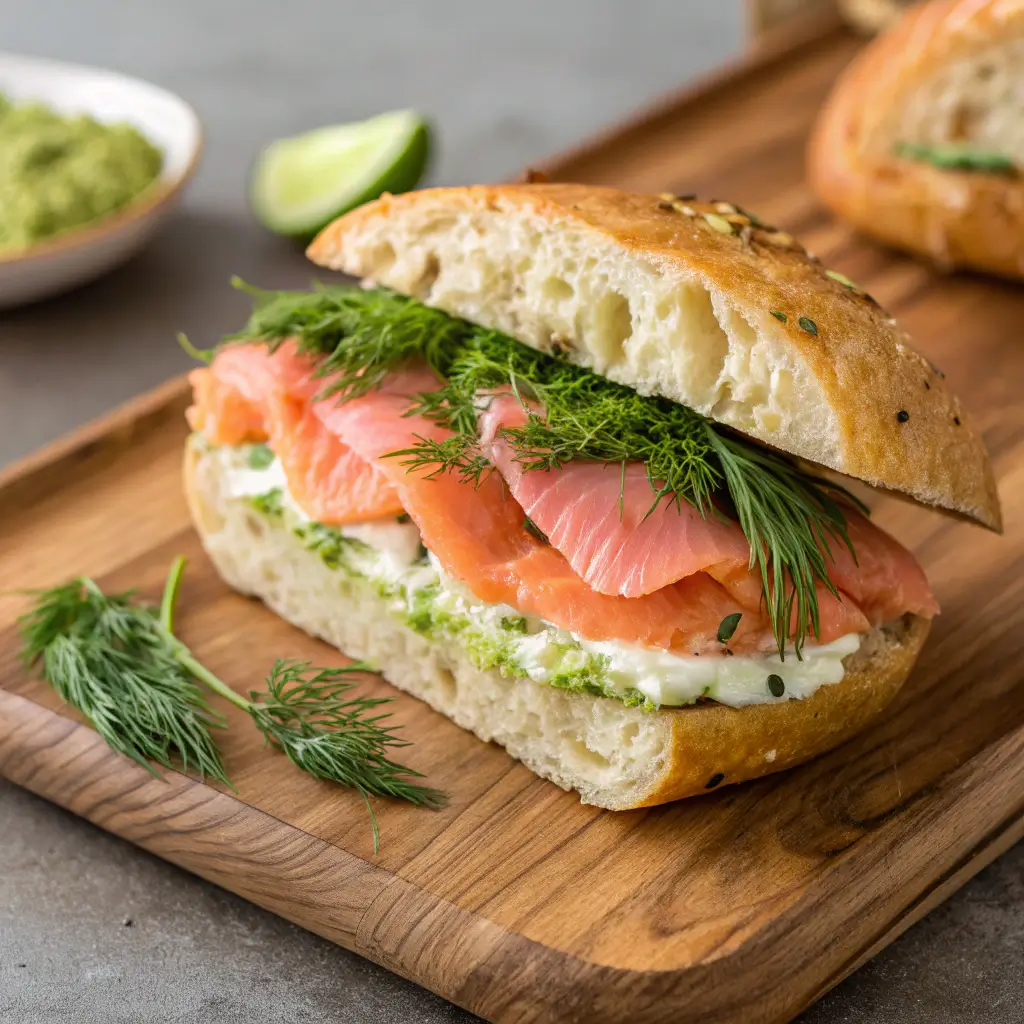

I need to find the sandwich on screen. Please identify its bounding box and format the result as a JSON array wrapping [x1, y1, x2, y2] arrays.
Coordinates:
[[183, 184, 999, 810], [809, 0, 1024, 280]]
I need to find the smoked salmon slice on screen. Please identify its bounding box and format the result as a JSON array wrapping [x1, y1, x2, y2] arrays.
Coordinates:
[[188, 342, 936, 654], [478, 393, 938, 622], [186, 344, 274, 446], [268, 388, 406, 524], [338, 395, 803, 652], [190, 342, 405, 524], [478, 394, 752, 597]]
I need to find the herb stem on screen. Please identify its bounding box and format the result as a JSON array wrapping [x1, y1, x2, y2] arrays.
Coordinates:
[[157, 555, 252, 712], [176, 332, 214, 364], [173, 645, 252, 713], [159, 555, 187, 634]]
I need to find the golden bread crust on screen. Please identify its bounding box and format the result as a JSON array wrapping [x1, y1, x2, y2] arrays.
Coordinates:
[[638, 614, 929, 806], [309, 183, 1000, 530]]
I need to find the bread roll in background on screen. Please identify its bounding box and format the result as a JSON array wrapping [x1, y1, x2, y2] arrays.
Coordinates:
[[809, 0, 1024, 280]]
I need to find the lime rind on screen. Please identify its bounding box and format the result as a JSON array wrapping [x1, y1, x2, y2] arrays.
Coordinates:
[[250, 110, 431, 239]]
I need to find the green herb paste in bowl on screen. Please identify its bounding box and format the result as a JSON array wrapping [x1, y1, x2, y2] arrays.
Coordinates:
[[0, 92, 163, 252]]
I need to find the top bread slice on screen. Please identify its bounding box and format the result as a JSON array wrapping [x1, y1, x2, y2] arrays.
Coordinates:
[[809, 0, 1024, 281], [307, 183, 1000, 531]]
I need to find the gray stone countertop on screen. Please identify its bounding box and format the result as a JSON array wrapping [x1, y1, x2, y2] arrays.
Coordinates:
[[1, 2, 1020, 1020]]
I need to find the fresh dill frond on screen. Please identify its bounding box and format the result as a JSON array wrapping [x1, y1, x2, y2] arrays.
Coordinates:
[[18, 577, 229, 783], [389, 433, 493, 485], [176, 332, 214, 364], [225, 278, 466, 401], [221, 282, 869, 657], [244, 660, 446, 851], [707, 429, 865, 651], [400, 331, 721, 518], [20, 558, 445, 851]]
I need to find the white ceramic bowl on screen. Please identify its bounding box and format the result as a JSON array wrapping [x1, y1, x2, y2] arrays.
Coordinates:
[[0, 53, 202, 309]]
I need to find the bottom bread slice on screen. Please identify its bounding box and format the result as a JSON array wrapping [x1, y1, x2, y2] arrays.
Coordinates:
[[184, 437, 931, 810]]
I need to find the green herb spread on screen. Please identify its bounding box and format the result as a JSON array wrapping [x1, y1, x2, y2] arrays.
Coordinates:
[[244, 482, 652, 708], [0, 93, 163, 251]]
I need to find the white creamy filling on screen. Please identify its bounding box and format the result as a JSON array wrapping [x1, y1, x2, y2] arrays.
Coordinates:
[[217, 444, 864, 708], [222, 456, 289, 501], [571, 633, 860, 708]]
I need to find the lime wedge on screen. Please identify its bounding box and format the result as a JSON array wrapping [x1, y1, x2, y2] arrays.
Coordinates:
[[249, 110, 432, 239]]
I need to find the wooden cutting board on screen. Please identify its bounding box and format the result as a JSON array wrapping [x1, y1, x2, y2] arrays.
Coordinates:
[[2, 17, 1023, 1024]]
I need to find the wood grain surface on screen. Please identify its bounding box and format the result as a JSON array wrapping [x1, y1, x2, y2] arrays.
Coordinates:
[[2, 23, 1024, 1024]]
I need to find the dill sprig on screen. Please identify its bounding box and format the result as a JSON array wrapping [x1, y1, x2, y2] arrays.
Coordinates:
[[19, 577, 230, 783], [20, 557, 444, 850], [223, 277, 466, 402], [245, 660, 442, 850], [398, 332, 722, 518], [223, 282, 867, 656], [708, 431, 860, 650]]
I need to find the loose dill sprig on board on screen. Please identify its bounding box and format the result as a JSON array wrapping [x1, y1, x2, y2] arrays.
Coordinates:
[[19, 557, 444, 851], [19, 576, 230, 784], [246, 659, 441, 849], [222, 282, 867, 657]]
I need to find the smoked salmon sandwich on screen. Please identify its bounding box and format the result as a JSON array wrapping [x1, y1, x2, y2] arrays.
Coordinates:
[[183, 184, 1000, 809]]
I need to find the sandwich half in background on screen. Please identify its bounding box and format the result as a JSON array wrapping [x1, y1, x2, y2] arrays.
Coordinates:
[[184, 184, 1000, 810], [810, 0, 1024, 279]]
